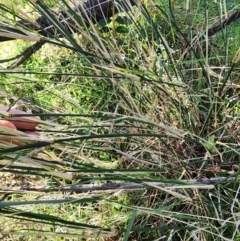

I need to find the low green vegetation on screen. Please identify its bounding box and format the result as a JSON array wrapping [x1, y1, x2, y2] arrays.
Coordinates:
[[0, 0, 240, 240]]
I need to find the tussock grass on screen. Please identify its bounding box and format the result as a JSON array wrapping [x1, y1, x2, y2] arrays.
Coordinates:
[[0, 0, 240, 240]]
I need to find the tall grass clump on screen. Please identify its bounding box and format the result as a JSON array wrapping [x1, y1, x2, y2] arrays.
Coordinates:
[[0, 0, 239, 240]]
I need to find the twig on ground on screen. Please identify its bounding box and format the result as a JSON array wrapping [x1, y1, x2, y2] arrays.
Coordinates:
[[8, 40, 46, 68], [0, 177, 237, 194]]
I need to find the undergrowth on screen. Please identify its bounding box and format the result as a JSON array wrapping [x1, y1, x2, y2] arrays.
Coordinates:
[[0, 0, 239, 240]]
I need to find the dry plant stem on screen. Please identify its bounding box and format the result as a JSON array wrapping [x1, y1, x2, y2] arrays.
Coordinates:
[[206, 10, 240, 37], [180, 10, 240, 60], [0, 177, 237, 193], [8, 40, 45, 68]]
